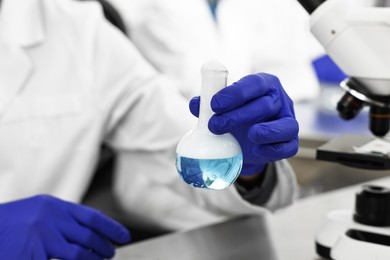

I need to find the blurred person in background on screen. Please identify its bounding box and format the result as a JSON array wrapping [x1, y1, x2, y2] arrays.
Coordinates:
[[107, 0, 326, 101]]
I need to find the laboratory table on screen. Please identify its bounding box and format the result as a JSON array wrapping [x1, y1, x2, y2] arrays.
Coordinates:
[[114, 177, 390, 260], [114, 214, 278, 260]]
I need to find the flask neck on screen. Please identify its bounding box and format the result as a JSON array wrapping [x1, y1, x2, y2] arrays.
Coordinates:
[[198, 72, 227, 132]]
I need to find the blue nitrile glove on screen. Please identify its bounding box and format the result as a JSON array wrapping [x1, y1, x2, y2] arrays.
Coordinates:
[[0, 195, 130, 260], [190, 73, 299, 176], [312, 54, 348, 84]]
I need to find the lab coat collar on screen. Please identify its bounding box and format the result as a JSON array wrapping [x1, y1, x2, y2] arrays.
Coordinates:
[[1, 0, 45, 47]]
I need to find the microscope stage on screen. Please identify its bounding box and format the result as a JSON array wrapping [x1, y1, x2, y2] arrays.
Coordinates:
[[316, 135, 390, 170]]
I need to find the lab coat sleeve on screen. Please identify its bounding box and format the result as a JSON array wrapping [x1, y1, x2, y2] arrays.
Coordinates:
[[113, 150, 298, 231], [235, 160, 298, 211], [87, 6, 297, 231], [265, 160, 299, 211]]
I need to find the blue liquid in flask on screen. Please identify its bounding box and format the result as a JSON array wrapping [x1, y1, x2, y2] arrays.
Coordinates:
[[176, 154, 243, 190]]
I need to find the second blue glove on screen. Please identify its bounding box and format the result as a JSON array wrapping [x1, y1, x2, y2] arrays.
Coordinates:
[[0, 195, 130, 259]]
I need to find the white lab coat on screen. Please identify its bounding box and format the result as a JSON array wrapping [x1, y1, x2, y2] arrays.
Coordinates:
[[0, 0, 296, 232], [108, 0, 325, 101]]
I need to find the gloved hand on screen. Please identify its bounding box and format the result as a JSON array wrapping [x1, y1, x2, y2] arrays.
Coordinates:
[[190, 73, 299, 176], [312, 54, 347, 84], [0, 195, 130, 260]]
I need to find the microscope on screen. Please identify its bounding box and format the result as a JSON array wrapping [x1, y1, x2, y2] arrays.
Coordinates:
[[297, 0, 390, 259]]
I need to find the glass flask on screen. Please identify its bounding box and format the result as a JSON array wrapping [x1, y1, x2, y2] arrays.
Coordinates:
[[176, 61, 243, 190]]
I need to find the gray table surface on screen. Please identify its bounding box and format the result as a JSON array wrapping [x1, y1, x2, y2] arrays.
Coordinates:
[[114, 177, 390, 260], [114, 215, 278, 260]]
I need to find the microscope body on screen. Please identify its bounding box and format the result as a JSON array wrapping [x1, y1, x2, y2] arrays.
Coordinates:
[[309, 0, 390, 136], [295, 1, 390, 259]]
